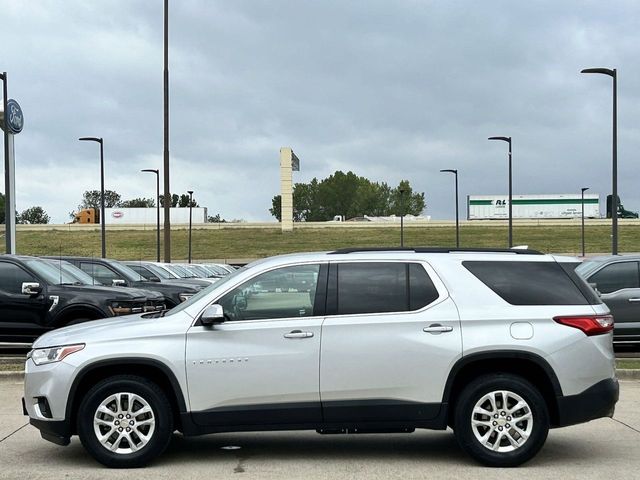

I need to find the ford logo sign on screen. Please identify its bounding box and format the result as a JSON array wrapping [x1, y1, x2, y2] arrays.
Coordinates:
[[5, 99, 23, 134], [112, 211, 124, 218]]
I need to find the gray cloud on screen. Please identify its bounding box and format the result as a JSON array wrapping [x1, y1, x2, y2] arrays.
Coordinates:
[[1, 0, 639, 223]]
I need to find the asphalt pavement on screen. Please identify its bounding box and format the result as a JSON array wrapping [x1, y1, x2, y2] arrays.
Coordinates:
[[1, 379, 639, 480]]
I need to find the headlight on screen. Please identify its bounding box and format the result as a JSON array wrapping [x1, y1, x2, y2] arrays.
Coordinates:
[[179, 293, 193, 302], [31, 344, 85, 366]]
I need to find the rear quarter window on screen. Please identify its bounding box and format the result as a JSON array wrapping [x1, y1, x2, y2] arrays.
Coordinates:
[[463, 261, 594, 306]]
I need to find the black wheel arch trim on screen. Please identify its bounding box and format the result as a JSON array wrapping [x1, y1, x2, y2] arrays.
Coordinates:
[[51, 304, 110, 325], [64, 357, 188, 425], [442, 350, 564, 405]]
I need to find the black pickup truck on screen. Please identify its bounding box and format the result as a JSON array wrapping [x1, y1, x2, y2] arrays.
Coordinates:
[[0, 255, 164, 343], [44, 256, 202, 308]]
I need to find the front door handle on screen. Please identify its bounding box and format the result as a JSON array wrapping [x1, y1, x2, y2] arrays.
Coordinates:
[[284, 330, 314, 339], [629, 298, 640, 303], [423, 324, 453, 334]]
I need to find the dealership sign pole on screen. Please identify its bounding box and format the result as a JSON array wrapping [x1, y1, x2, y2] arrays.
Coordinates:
[[280, 147, 299, 232], [0, 72, 24, 254]]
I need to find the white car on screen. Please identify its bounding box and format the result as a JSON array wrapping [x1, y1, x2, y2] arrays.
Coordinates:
[[23, 248, 617, 468]]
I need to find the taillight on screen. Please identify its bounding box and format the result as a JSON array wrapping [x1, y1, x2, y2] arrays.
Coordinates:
[[553, 315, 614, 336]]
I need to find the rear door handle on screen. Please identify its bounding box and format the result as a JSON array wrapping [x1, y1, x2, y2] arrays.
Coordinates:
[[423, 324, 453, 334], [629, 298, 640, 303], [284, 330, 314, 339]]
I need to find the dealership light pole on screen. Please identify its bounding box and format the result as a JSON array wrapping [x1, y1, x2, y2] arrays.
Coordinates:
[[187, 190, 193, 263], [163, 0, 172, 262], [581, 67, 618, 255], [79, 137, 106, 258], [581, 187, 589, 257], [488, 136, 513, 247], [142, 169, 160, 262], [399, 187, 406, 247], [440, 169, 459, 247]]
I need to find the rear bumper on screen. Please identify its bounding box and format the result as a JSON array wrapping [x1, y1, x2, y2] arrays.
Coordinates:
[[555, 377, 619, 427]]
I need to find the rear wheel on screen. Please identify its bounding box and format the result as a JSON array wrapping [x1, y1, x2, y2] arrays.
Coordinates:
[[77, 375, 173, 468], [453, 373, 549, 467]]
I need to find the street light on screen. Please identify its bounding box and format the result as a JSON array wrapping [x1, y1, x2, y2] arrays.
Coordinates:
[[488, 136, 513, 247], [141, 169, 160, 262], [581, 187, 589, 257], [79, 137, 106, 258], [399, 187, 406, 247], [581, 67, 618, 255], [187, 190, 193, 263], [440, 169, 459, 247], [162, 0, 172, 262]]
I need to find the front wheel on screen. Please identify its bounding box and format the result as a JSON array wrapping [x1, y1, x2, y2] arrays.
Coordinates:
[[77, 375, 173, 468], [453, 373, 549, 467]]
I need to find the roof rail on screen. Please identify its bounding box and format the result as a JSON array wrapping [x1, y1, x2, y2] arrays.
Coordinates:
[[328, 247, 543, 255]]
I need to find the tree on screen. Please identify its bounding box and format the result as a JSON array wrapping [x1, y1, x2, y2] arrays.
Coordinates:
[[18, 206, 50, 224], [159, 193, 178, 207], [178, 194, 198, 207], [390, 180, 426, 217], [78, 190, 122, 210], [269, 171, 426, 221], [159, 193, 198, 207], [119, 197, 155, 208], [207, 213, 227, 223]]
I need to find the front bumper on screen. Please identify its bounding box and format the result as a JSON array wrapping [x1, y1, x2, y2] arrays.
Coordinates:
[[555, 377, 619, 427]]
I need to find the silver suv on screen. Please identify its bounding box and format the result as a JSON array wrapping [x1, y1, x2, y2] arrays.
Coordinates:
[[23, 248, 618, 468]]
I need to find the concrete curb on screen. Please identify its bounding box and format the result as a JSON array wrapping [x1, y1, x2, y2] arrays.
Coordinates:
[[0, 371, 24, 383], [3, 369, 640, 383], [616, 369, 640, 380]]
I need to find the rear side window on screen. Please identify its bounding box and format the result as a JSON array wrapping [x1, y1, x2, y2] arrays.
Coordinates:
[[336, 262, 439, 315], [588, 261, 640, 294], [463, 261, 591, 306]]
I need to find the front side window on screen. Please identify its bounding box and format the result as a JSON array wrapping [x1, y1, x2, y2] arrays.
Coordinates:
[[218, 264, 321, 321], [0, 262, 37, 294], [589, 262, 640, 294], [336, 262, 439, 315]]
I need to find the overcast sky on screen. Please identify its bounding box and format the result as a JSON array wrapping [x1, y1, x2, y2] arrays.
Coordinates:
[[1, 0, 639, 223]]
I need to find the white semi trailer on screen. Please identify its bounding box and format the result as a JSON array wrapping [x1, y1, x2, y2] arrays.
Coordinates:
[[104, 207, 208, 225], [467, 194, 600, 220]]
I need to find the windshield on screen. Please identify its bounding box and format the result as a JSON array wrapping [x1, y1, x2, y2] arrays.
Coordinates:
[[111, 261, 148, 282], [166, 265, 191, 278], [575, 259, 604, 277], [24, 258, 81, 285], [186, 265, 208, 277], [145, 264, 173, 279], [164, 266, 246, 316], [202, 265, 222, 276]]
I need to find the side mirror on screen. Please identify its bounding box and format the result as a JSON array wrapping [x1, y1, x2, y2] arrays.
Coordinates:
[[112, 279, 126, 287], [588, 282, 601, 296], [22, 282, 42, 296], [201, 304, 225, 327], [149, 276, 161, 282]]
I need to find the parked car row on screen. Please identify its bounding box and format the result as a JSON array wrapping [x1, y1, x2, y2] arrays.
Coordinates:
[[575, 255, 640, 345], [0, 254, 235, 344]]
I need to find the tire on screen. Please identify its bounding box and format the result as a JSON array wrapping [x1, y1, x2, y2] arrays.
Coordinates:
[[453, 373, 549, 467], [77, 375, 173, 468]]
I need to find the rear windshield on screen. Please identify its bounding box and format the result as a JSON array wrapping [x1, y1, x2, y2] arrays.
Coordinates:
[[463, 261, 599, 305]]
